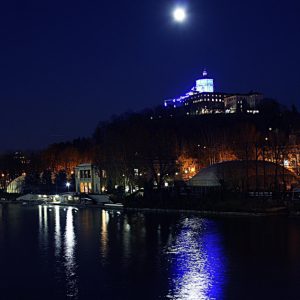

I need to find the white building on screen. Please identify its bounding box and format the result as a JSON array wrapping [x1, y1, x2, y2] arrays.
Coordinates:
[[75, 164, 101, 194], [195, 70, 214, 93], [224, 93, 263, 114], [164, 70, 263, 115]]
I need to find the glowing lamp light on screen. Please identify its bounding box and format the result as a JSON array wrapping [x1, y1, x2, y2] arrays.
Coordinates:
[[173, 7, 186, 22], [66, 182, 71, 192]]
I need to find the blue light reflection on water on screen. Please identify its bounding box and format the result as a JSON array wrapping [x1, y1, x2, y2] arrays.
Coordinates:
[[2, 205, 300, 299], [166, 217, 226, 300]]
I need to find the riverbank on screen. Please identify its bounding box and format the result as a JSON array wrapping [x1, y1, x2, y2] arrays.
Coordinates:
[[123, 206, 288, 217], [0, 199, 292, 217]]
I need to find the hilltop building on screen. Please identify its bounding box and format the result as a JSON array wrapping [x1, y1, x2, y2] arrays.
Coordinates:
[[195, 69, 214, 93], [164, 70, 263, 115], [224, 93, 263, 114]]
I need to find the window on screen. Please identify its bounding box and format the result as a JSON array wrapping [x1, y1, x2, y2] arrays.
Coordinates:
[[80, 182, 92, 193], [80, 169, 91, 179]]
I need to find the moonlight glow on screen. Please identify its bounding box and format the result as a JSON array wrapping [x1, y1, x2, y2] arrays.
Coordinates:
[[173, 7, 186, 22]]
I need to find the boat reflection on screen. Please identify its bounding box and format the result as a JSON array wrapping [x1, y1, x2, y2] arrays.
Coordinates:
[[0, 205, 2, 238], [38, 205, 79, 298], [54, 206, 61, 258], [166, 217, 226, 300], [64, 207, 78, 299], [100, 210, 109, 258], [38, 205, 49, 249]]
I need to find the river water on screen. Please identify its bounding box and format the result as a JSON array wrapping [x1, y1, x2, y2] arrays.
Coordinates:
[[0, 204, 300, 299]]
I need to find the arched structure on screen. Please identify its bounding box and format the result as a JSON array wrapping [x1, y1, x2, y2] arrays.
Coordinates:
[[188, 160, 299, 191]]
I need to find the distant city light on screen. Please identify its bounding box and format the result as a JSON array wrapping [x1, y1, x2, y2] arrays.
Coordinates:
[[173, 7, 186, 22]]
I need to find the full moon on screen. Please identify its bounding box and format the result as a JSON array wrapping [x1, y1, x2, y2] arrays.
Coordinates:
[[173, 7, 186, 22]]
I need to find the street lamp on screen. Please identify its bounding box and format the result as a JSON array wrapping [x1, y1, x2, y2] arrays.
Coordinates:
[[66, 182, 70, 192]]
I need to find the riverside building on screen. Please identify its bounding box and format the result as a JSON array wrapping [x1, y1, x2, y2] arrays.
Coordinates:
[[75, 163, 101, 194]]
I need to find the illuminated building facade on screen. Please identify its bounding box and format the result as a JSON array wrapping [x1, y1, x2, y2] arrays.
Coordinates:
[[164, 70, 263, 115], [164, 70, 223, 112], [224, 93, 263, 114], [183, 92, 229, 115], [75, 163, 101, 194], [195, 70, 214, 93]]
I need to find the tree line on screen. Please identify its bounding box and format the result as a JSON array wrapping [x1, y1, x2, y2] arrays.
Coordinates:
[[1, 99, 300, 193]]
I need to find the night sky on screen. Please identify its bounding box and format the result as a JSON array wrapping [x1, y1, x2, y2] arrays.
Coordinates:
[[1, 0, 299, 151]]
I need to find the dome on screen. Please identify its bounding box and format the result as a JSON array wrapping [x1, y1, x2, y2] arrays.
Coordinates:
[[188, 160, 299, 191], [6, 175, 26, 194]]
